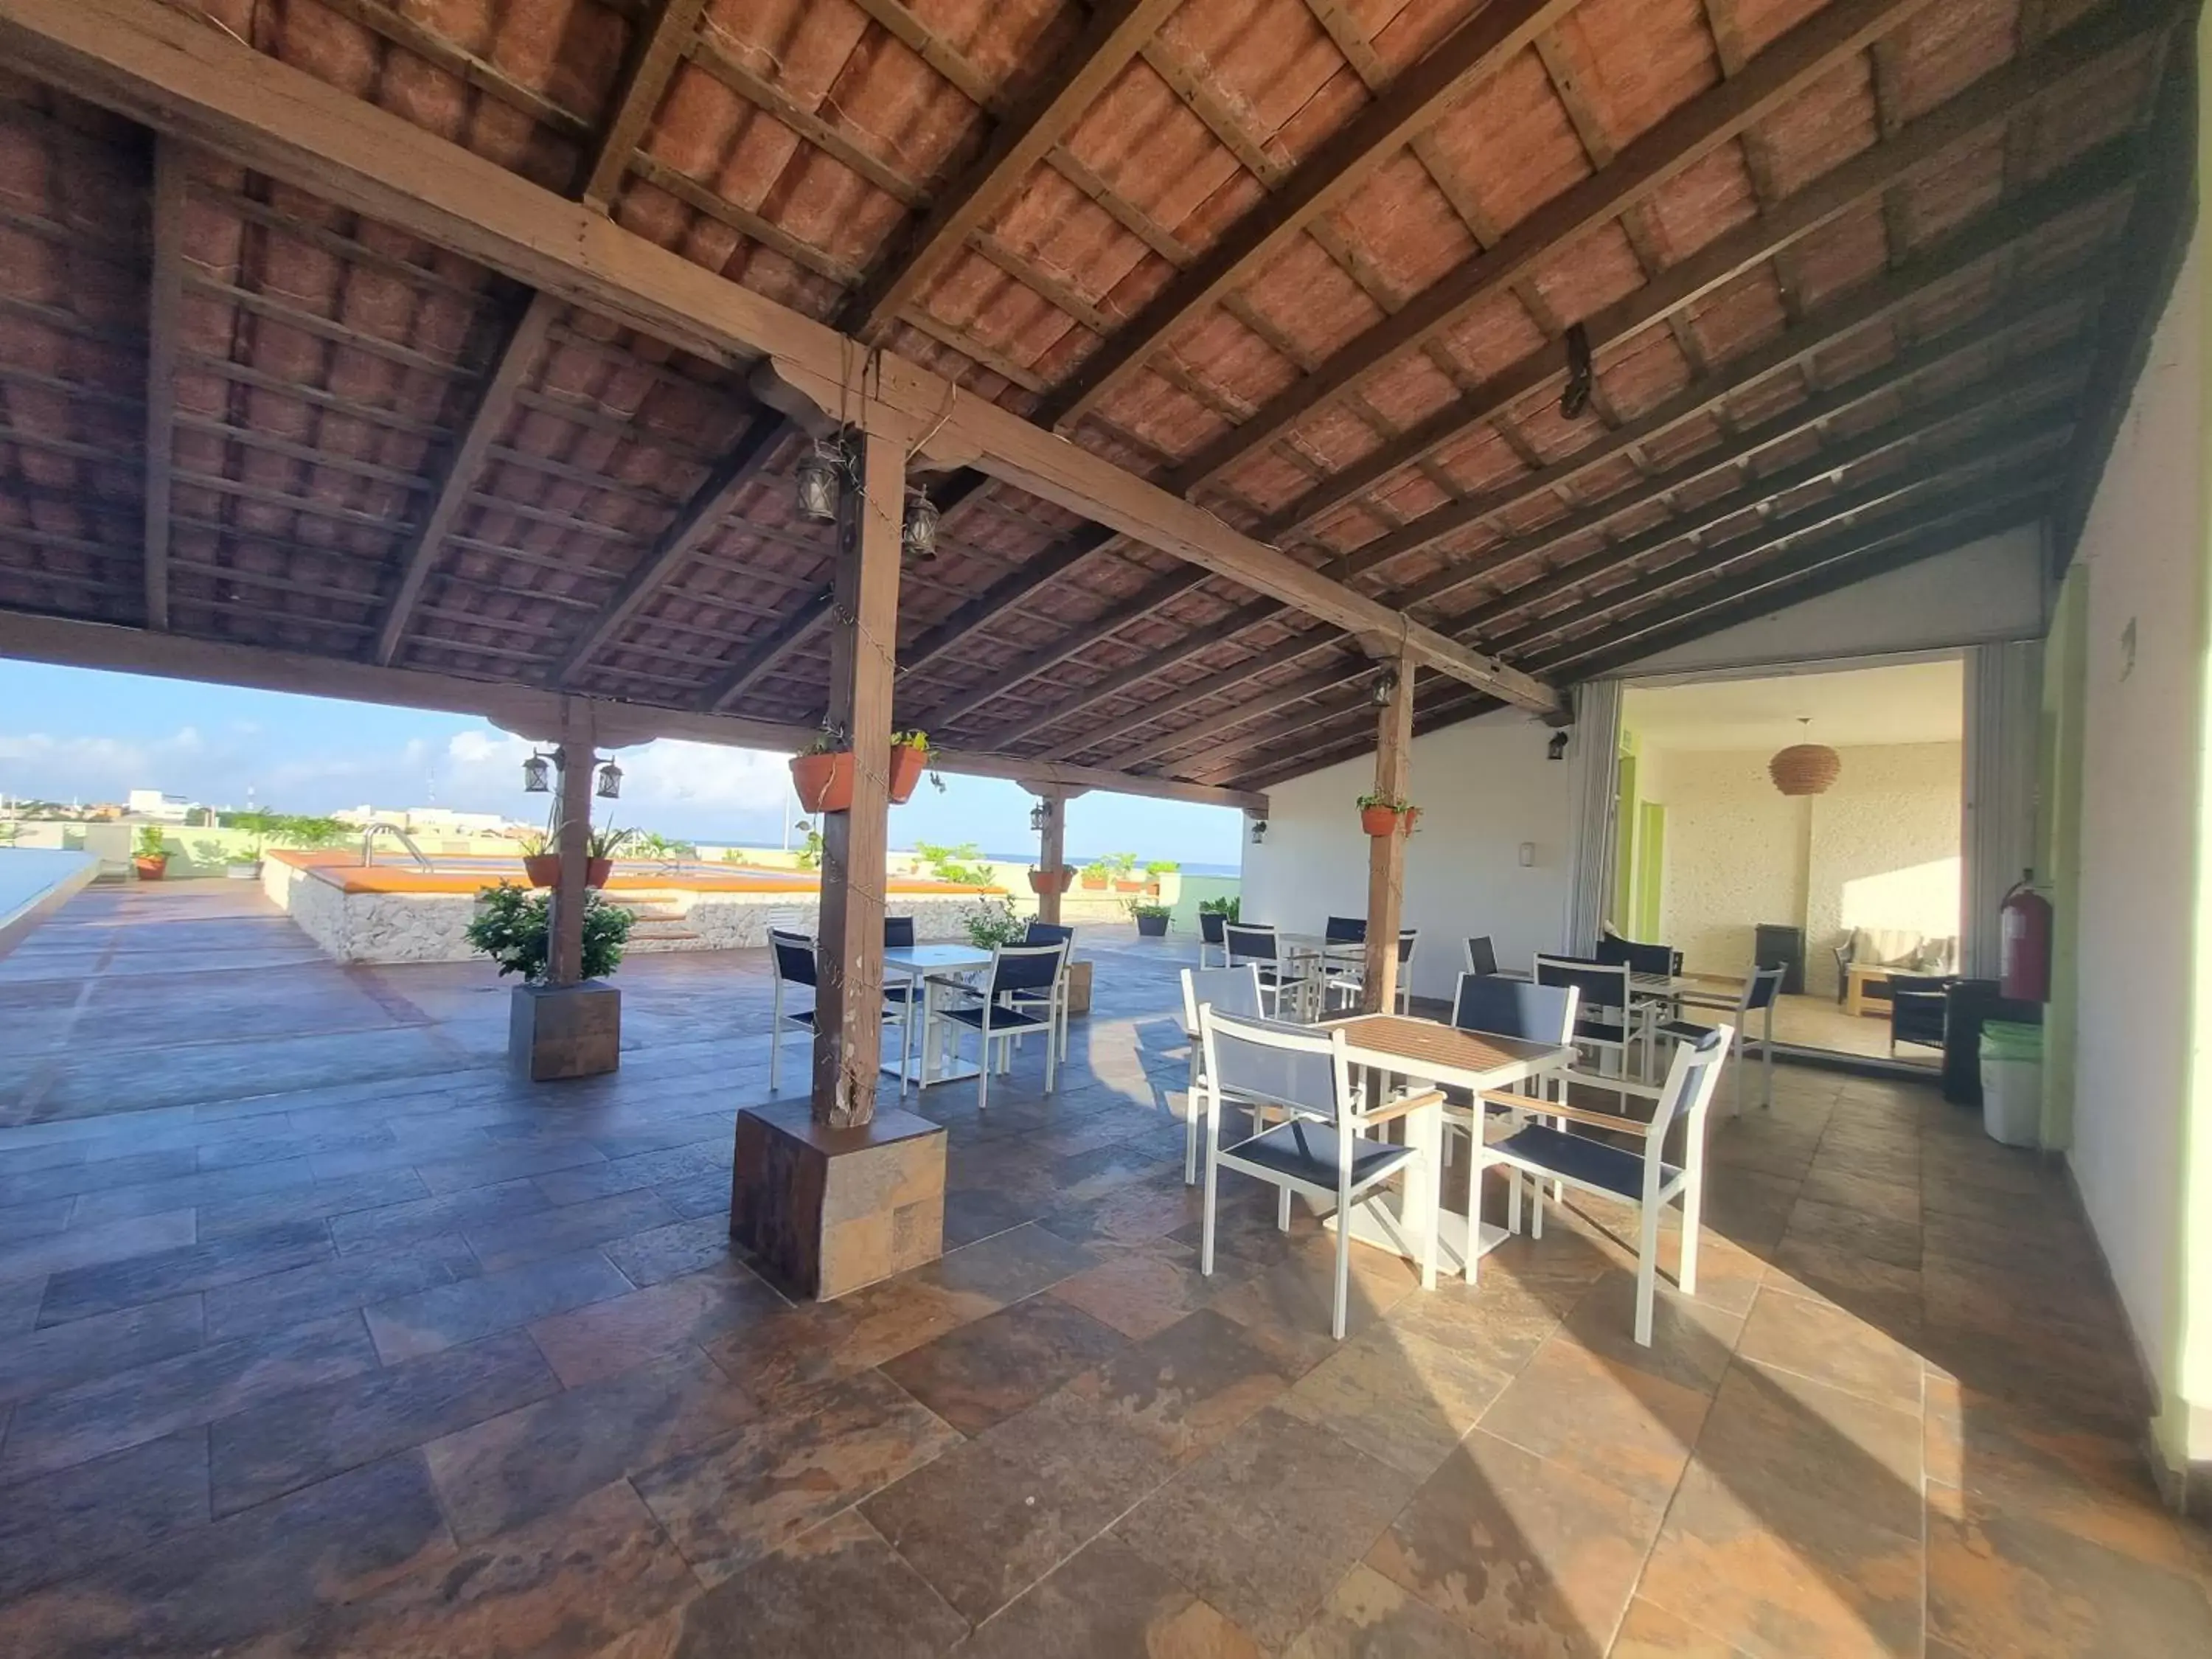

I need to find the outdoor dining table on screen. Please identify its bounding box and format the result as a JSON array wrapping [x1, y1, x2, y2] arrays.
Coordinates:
[[1276, 931, 1366, 1018], [883, 943, 991, 1088], [1317, 1013, 1573, 1278]]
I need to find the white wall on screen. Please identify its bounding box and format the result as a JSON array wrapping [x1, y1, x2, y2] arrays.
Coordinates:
[[1242, 707, 1574, 1004], [1650, 748, 1809, 975], [2069, 230, 2209, 1458], [1632, 526, 2046, 679]]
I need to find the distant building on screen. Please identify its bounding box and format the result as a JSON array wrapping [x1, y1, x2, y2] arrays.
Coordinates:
[[125, 789, 193, 823], [333, 804, 523, 838]]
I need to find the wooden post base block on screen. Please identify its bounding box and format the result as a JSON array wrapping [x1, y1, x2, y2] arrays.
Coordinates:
[[507, 981, 621, 1081], [1065, 958, 1094, 1018], [729, 1103, 947, 1301]]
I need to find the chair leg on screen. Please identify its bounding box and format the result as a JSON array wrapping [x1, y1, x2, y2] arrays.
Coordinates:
[[1677, 1184, 1703, 1297], [1043, 1015, 1057, 1093], [1276, 1186, 1292, 1232], [1531, 1170, 1545, 1239], [900, 996, 914, 1098], [1465, 1159, 1482, 1285], [1634, 1197, 1661, 1347], [976, 1024, 990, 1114], [1506, 1164, 1520, 1237], [1199, 1104, 1221, 1279], [1331, 1197, 1352, 1341], [1416, 1157, 1438, 1292], [770, 981, 782, 1092], [1184, 1049, 1200, 1187]]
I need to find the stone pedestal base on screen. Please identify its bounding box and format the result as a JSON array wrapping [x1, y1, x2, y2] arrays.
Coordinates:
[[729, 1103, 946, 1300], [508, 981, 620, 1081], [1065, 958, 1094, 1018]]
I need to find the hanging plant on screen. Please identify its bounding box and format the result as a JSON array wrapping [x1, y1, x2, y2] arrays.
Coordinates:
[[888, 729, 931, 805], [1356, 792, 1416, 837], [790, 734, 855, 814]]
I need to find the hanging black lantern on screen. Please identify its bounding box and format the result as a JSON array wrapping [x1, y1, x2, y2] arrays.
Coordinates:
[[902, 488, 941, 560], [521, 753, 552, 793], [595, 759, 623, 800], [795, 437, 844, 522]]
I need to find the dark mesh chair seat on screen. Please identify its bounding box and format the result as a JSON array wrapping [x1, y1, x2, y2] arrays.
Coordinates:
[[938, 1001, 1051, 1034], [1489, 1123, 1680, 1202], [1233, 1120, 1416, 1186]]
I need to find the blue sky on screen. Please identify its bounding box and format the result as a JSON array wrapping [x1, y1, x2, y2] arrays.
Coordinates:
[[0, 660, 1245, 867]]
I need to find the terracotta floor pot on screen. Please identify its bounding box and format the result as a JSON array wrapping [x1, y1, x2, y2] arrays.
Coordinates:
[[133, 855, 167, 881]]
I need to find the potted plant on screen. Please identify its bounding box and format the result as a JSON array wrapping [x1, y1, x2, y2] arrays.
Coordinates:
[[1105, 852, 1144, 892], [790, 735, 855, 814], [220, 836, 262, 880], [465, 881, 634, 984], [1028, 863, 1077, 894], [586, 825, 634, 888], [1078, 858, 1110, 891], [1128, 900, 1172, 938], [1197, 894, 1238, 950], [962, 897, 1029, 952], [888, 730, 931, 805], [1357, 792, 1415, 836], [132, 826, 169, 881], [519, 831, 560, 890]]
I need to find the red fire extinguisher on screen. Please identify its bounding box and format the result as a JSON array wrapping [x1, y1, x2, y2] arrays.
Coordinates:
[[2000, 870, 2053, 1003]]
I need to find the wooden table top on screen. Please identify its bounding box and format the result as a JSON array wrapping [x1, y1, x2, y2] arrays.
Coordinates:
[[1323, 1015, 1568, 1085], [885, 945, 991, 972]]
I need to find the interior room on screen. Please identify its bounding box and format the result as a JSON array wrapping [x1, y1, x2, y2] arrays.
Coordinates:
[[1619, 658, 1968, 1069]]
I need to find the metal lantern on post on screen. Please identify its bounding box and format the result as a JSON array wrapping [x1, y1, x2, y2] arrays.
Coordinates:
[[1768, 719, 1840, 796], [1029, 800, 1049, 834], [794, 437, 844, 523], [1248, 816, 1267, 846], [521, 753, 552, 793], [1368, 669, 1399, 708], [595, 759, 623, 800]]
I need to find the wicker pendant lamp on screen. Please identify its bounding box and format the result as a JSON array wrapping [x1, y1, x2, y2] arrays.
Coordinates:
[[1769, 717, 1840, 796]]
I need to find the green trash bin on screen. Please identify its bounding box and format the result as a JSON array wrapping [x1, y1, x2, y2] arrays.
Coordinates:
[[1979, 1021, 2043, 1147]]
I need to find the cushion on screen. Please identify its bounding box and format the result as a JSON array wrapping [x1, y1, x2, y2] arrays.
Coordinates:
[[939, 1004, 1051, 1034]]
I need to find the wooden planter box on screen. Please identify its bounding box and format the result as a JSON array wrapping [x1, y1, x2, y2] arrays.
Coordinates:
[[508, 981, 620, 1081]]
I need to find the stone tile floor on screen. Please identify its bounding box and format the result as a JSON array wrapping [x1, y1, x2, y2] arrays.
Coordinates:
[[0, 881, 2205, 1656]]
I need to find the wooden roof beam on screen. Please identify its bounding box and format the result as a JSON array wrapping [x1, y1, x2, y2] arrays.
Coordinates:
[[1265, 0, 2166, 534], [1155, 0, 1949, 494], [981, 116, 2135, 754], [1042, 0, 1579, 426], [372, 0, 708, 667], [841, 0, 1180, 341], [0, 0, 1554, 710], [139, 137, 184, 631], [0, 608, 1268, 810]]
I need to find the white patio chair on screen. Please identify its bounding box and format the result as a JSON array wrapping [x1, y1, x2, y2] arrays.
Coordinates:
[[767, 928, 818, 1093], [1178, 964, 1266, 1185], [1535, 955, 1639, 1080], [1223, 922, 1315, 1020], [1009, 921, 1075, 1061], [1470, 1023, 1734, 1346], [1196, 1008, 1441, 1339], [926, 940, 1066, 1110], [1326, 928, 1420, 1014], [1654, 964, 1784, 1114], [1439, 972, 1579, 1166]]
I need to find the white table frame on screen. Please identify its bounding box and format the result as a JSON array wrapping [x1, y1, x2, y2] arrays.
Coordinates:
[[882, 945, 990, 1088], [1316, 1015, 1571, 1278]]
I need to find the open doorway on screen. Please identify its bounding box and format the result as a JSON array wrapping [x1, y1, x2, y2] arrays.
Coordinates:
[[1618, 657, 1964, 1071]]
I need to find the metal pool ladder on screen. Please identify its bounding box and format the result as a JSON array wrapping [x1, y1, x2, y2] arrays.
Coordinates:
[[359, 822, 432, 869]]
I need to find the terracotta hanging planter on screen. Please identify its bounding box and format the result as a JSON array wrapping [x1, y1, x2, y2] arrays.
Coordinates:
[[585, 858, 613, 889], [887, 743, 928, 805], [523, 854, 560, 889], [1360, 804, 1402, 837], [1403, 807, 1422, 834], [1028, 866, 1075, 894], [791, 751, 855, 814]]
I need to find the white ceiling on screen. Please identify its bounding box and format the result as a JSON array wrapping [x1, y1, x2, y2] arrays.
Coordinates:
[[1623, 658, 1964, 751]]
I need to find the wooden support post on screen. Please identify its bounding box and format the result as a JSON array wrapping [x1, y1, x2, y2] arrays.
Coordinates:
[[1034, 787, 1067, 926], [548, 731, 595, 987], [811, 426, 905, 1129], [1363, 662, 1415, 1015]]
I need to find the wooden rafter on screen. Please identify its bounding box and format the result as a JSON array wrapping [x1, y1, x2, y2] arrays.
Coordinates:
[[1157, 0, 1950, 497], [1123, 383, 2077, 775], [952, 15, 2149, 753], [139, 136, 183, 631], [373, 0, 708, 667], [1043, 0, 1579, 425], [841, 0, 1180, 341]]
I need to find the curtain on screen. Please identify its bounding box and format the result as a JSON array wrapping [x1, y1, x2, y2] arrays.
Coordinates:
[[1565, 679, 1624, 956]]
